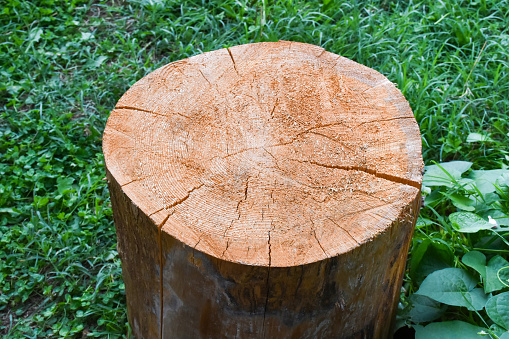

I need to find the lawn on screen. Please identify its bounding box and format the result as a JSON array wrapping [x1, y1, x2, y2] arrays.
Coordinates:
[[1, 0, 508, 337]]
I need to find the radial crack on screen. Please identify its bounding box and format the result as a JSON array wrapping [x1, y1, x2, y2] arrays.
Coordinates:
[[226, 47, 240, 76], [305, 160, 420, 189], [311, 219, 328, 257], [198, 70, 212, 87], [270, 98, 279, 119], [355, 116, 413, 128], [221, 239, 230, 258], [326, 216, 360, 245], [305, 130, 355, 152], [120, 176, 148, 187], [116, 105, 191, 119], [208, 122, 350, 162], [164, 183, 205, 210]]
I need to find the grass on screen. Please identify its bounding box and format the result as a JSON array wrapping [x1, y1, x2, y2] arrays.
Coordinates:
[[1, 0, 508, 337]]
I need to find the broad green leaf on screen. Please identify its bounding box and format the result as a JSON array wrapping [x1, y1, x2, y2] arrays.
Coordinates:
[[34, 196, 49, 208], [81, 32, 93, 40], [486, 256, 509, 293], [462, 251, 486, 279], [423, 161, 472, 187], [93, 56, 108, 68], [486, 292, 509, 331], [415, 268, 488, 310], [0, 207, 21, 216], [416, 216, 434, 228], [415, 321, 488, 339], [28, 28, 43, 43], [447, 193, 476, 211], [407, 294, 447, 323], [409, 239, 453, 285], [57, 177, 75, 195], [466, 132, 493, 143], [450, 212, 493, 233], [497, 173, 509, 188], [468, 169, 509, 195]]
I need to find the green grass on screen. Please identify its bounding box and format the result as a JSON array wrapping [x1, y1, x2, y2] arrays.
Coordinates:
[[1, 0, 508, 337]]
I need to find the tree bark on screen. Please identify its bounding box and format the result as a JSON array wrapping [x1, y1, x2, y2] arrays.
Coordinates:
[[104, 41, 423, 339]]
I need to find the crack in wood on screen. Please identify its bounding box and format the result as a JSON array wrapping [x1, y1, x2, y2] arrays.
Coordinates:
[[198, 70, 212, 87], [120, 176, 149, 187], [326, 216, 360, 245], [226, 47, 239, 76], [355, 116, 413, 128], [294, 265, 304, 297], [206, 122, 351, 162], [305, 160, 421, 189], [311, 219, 328, 257], [115, 105, 191, 119], [269, 98, 279, 119], [163, 183, 205, 210], [305, 130, 355, 152], [221, 239, 230, 258], [262, 227, 272, 337], [157, 212, 172, 339], [191, 236, 202, 265], [221, 176, 250, 258]]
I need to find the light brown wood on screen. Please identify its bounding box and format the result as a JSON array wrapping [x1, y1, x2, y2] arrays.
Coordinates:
[[104, 41, 423, 338]]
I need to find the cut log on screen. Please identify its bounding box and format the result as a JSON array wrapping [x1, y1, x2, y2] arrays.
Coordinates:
[[103, 41, 423, 339]]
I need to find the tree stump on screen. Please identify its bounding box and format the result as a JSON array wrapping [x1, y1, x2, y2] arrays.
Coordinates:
[[103, 41, 423, 339]]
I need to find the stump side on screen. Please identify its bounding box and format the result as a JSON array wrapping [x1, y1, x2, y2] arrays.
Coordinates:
[[107, 169, 162, 338]]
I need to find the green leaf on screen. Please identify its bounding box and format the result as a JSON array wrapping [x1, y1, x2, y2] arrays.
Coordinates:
[[450, 212, 493, 233], [416, 217, 434, 228], [415, 321, 489, 339], [423, 161, 472, 187], [486, 292, 509, 331], [0, 207, 21, 216], [34, 196, 50, 208], [486, 256, 509, 293], [447, 193, 476, 211], [86, 56, 108, 69], [410, 239, 454, 285], [81, 32, 93, 40], [497, 173, 509, 188], [462, 251, 486, 279], [407, 294, 447, 323], [57, 177, 75, 195], [94, 56, 108, 68], [415, 268, 489, 310], [28, 28, 43, 43], [466, 132, 493, 143], [468, 169, 509, 195]]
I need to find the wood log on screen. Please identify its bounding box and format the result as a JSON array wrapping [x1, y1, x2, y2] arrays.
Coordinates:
[[103, 41, 423, 339]]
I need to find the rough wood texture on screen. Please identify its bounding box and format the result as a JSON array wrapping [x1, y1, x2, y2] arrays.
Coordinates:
[[104, 41, 423, 338]]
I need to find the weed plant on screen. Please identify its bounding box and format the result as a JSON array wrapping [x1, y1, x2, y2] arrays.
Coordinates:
[[1, 0, 508, 337]]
